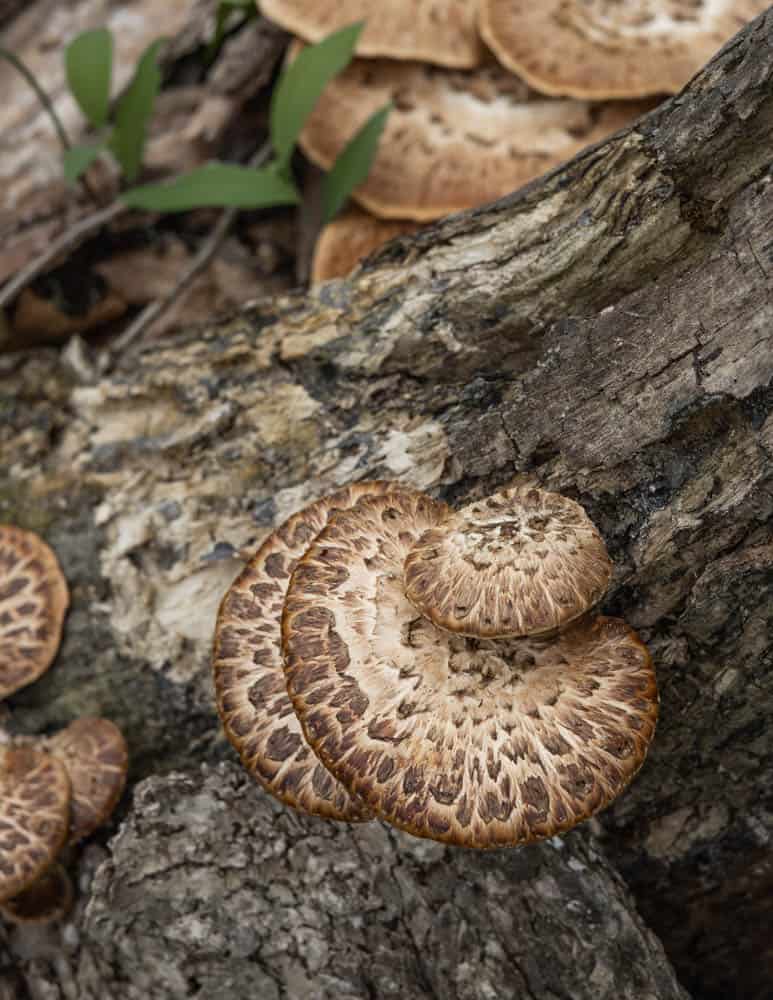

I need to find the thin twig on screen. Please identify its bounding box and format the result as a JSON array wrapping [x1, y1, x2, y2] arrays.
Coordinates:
[[106, 141, 273, 364], [0, 200, 127, 310], [0, 46, 100, 204], [0, 46, 72, 151]]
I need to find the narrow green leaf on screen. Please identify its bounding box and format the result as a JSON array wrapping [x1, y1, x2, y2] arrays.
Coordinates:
[[121, 162, 300, 212], [270, 22, 363, 170], [321, 103, 391, 224], [63, 143, 104, 184], [65, 28, 113, 129], [109, 40, 162, 183]]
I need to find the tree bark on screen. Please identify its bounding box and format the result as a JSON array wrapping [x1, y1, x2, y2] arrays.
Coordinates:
[[2, 9, 772, 1000]]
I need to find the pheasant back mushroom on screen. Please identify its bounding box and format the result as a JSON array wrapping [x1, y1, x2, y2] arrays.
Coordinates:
[[0, 748, 70, 901], [283, 490, 658, 847], [260, 0, 483, 68], [213, 481, 431, 821], [43, 718, 129, 844], [295, 51, 651, 220], [404, 486, 612, 638], [479, 0, 769, 99], [0, 525, 69, 700], [0, 862, 73, 924]]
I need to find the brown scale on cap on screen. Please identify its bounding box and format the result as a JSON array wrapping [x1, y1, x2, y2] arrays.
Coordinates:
[[0, 525, 69, 700], [213, 481, 424, 821], [283, 490, 657, 848], [295, 49, 652, 221], [260, 0, 483, 68], [0, 862, 73, 924], [404, 486, 612, 638], [0, 748, 70, 901], [479, 0, 768, 99], [42, 719, 128, 844]]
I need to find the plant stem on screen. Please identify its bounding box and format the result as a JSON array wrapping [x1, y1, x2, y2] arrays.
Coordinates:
[[0, 46, 72, 152]]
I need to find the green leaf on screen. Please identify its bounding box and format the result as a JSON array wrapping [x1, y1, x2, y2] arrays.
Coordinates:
[[109, 40, 162, 183], [121, 162, 300, 212], [206, 0, 255, 64], [65, 28, 113, 129], [321, 103, 391, 224], [270, 22, 363, 171], [63, 143, 104, 184]]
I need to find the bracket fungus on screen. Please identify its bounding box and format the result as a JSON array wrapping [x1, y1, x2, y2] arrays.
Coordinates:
[[0, 748, 70, 901], [213, 481, 657, 847], [260, 0, 483, 68], [478, 0, 770, 99], [294, 51, 649, 221], [282, 489, 657, 847], [404, 486, 612, 638], [0, 525, 69, 700], [312, 208, 422, 283], [0, 862, 73, 925], [42, 718, 129, 844], [212, 481, 428, 820]]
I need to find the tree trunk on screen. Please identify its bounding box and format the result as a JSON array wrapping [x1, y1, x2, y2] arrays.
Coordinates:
[[2, 9, 772, 1000]]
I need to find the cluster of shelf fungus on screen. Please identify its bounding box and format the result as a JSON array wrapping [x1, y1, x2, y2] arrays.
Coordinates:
[[0, 526, 128, 925], [214, 483, 658, 848]]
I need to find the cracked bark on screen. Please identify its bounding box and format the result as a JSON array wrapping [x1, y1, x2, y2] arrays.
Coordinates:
[[1, 9, 772, 1000]]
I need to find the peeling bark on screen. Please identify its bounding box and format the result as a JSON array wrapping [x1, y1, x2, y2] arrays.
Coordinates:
[[1, 9, 772, 1000]]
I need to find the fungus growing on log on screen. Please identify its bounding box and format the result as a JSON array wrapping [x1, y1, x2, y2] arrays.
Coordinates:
[[0, 525, 69, 700]]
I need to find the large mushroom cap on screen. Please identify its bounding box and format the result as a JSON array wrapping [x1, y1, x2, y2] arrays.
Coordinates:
[[260, 0, 483, 68], [213, 481, 432, 821], [283, 493, 657, 847], [0, 748, 70, 901], [312, 208, 422, 284], [0, 862, 73, 925], [43, 718, 129, 843], [295, 52, 651, 221], [404, 486, 612, 638], [479, 0, 768, 99], [0, 525, 69, 700]]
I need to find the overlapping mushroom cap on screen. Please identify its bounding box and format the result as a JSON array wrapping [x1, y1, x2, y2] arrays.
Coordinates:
[[0, 525, 69, 700], [479, 0, 769, 99], [283, 490, 657, 847], [404, 486, 612, 638], [260, 0, 483, 68], [213, 481, 436, 820], [42, 718, 129, 843], [0, 748, 70, 901], [312, 208, 422, 283], [295, 53, 649, 220], [0, 862, 73, 924]]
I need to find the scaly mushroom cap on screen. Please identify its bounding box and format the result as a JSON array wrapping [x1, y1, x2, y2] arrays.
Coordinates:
[[213, 482, 426, 821], [479, 0, 768, 99], [0, 862, 73, 924], [295, 51, 651, 221], [404, 486, 612, 638], [0, 748, 70, 901], [43, 719, 128, 843], [0, 525, 69, 700], [312, 208, 422, 283], [260, 0, 483, 68], [283, 493, 657, 847]]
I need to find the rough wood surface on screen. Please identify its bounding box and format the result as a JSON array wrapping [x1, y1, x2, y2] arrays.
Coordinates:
[[1, 9, 772, 1000]]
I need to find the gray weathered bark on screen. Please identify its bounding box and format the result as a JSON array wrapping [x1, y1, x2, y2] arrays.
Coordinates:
[[2, 8, 772, 999]]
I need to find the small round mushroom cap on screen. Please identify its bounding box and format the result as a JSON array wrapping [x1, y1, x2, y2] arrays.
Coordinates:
[[479, 0, 769, 99], [295, 50, 653, 220], [283, 494, 658, 847], [404, 486, 612, 638], [213, 481, 423, 821], [312, 208, 422, 284], [0, 863, 73, 925], [260, 0, 483, 68], [0, 748, 70, 901], [0, 525, 69, 700], [42, 719, 128, 843]]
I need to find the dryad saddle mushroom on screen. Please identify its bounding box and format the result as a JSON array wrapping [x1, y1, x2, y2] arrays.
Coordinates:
[[214, 481, 658, 848]]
